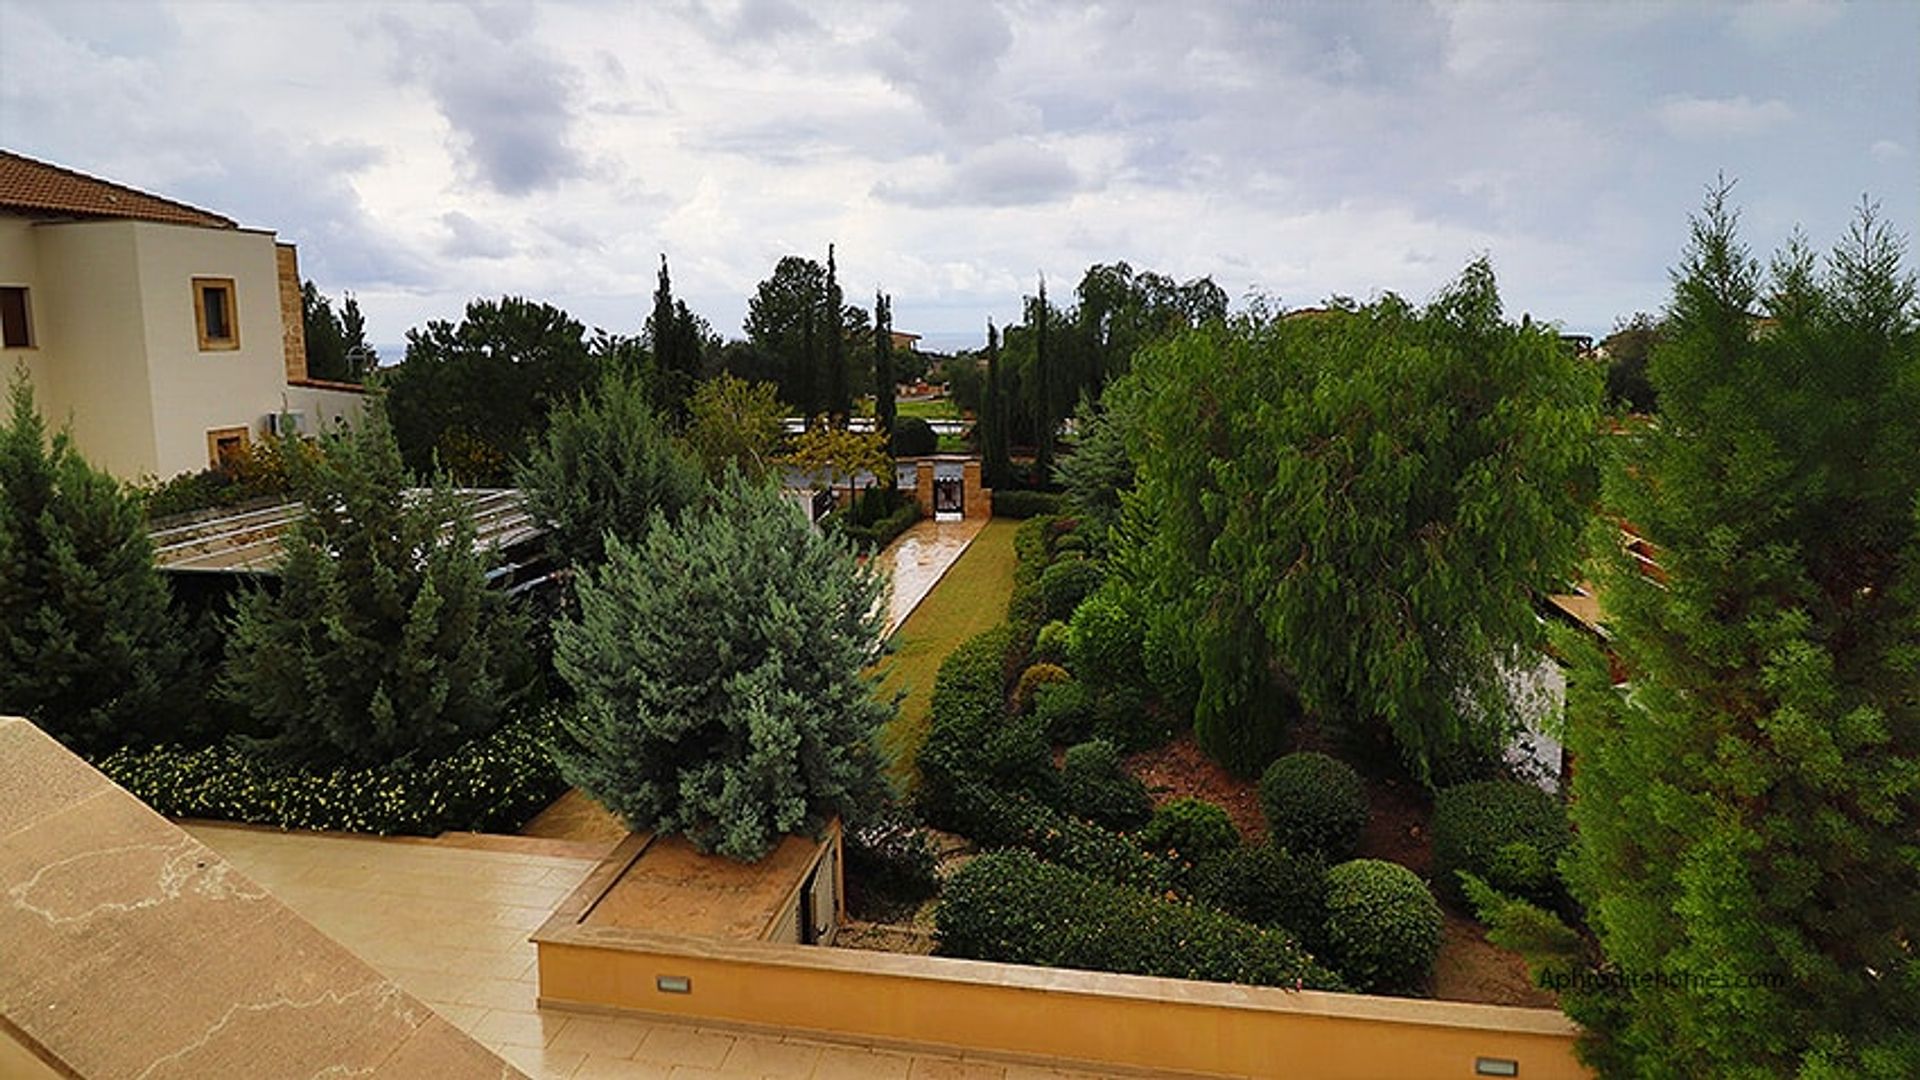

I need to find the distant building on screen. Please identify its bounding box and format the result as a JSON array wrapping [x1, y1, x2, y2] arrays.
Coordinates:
[[888, 329, 921, 352], [0, 149, 366, 481]]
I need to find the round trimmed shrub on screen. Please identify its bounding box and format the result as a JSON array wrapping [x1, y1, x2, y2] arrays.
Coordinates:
[[1321, 859, 1443, 995], [1066, 586, 1144, 688], [1039, 558, 1104, 622], [1062, 739, 1153, 831], [891, 416, 936, 457], [1033, 678, 1096, 743], [1012, 662, 1072, 715], [1431, 780, 1573, 908], [1259, 752, 1369, 861], [1032, 620, 1073, 666], [1140, 797, 1239, 865], [1193, 844, 1330, 945]]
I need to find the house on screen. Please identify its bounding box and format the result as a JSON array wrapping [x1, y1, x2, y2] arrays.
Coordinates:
[[0, 149, 366, 481]]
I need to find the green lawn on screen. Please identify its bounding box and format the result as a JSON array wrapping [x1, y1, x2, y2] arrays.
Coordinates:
[[896, 397, 962, 421], [874, 518, 1018, 789]]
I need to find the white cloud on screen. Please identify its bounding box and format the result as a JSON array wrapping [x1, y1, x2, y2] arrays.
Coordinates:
[[1655, 95, 1795, 138], [1869, 139, 1909, 162]]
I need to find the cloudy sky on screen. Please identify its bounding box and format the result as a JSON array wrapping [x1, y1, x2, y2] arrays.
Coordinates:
[[2, 1, 1914, 353]]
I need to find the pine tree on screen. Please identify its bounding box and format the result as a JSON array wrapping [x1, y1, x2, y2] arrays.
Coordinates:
[[873, 290, 896, 445], [648, 255, 704, 425], [221, 410, 530, 769], [1562, 188, 1920, 1076], [0, 374, 193, 754], [553, 474, 893, 861], [516, 369, 706, 568]]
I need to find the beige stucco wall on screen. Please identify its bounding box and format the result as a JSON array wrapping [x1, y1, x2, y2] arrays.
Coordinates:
[[282, 382, 371, 437], [128, 221, 290, 480], [0, 217, 58, 402], [29, 220, 161, 479]]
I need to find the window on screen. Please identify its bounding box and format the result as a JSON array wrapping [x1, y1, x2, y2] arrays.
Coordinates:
[[192, 277, 238, 350], [207, 426, 250, 470], [0, 286, 31, 349]]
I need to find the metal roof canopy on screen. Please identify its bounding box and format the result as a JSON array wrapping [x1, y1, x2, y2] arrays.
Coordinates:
[[149, 488, 546, 575]]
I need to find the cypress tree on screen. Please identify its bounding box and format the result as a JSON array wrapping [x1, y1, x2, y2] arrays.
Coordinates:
[[1034, 274, 1055, 479], [825, 244, 850, 422], [1561, 188, 1920, 1076], [221, 410, 530, 769], [0, 374, 193, 754], [873, 290, 896, 445], [649, 254, 701, 425], [983, 320, 1011, 487]]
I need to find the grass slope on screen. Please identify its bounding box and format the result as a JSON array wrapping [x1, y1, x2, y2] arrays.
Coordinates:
[[875, 518, 1018, 789]]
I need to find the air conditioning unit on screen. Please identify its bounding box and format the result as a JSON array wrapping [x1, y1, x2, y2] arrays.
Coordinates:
[[265, 410, 308, 437]]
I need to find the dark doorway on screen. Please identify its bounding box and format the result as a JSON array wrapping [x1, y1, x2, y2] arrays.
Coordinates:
[[933, 476, 963, 516]]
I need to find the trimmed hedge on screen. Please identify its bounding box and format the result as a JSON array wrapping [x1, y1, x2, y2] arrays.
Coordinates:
[[97, 710, 565, 836], [1431, 780, 1574, 908], [892, 416, 937, 457], [1259, 752, 1370, 861], [992, 490, 1064, 519], [1192, 844, 1330, 946], [1039, 558, 1104, 622], [937, 850, 1346, 991], [918, 625, 1057, 826], [1033, 678, 1096, 743], [943, 782, 1171, 892], [1140, 796, 1240, 866], [1061, 739, 1153, 832], [1321, 859, 1443, 995]]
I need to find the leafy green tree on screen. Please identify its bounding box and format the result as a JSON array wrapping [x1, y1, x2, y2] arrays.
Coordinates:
[[1601, 312, 1661, 413], [685, 373, 785, 482], [873, 290, 896, 443], [1561, 189, 1920, 1077], [221, 410, 530, 769], [382, 296, 598, 483], [0, 374, 194, 753], [516, 369, 705, 568], [302, 282, 375, 384], [552, 475, 893, 860], [646, 255, 705, 425], [783, 422, 890, 506], [745, 255, 829, 416], [1113, 262, 1600, 780]]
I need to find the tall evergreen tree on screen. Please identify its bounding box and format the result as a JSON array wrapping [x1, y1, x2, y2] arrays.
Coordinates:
[[221, 410, 531, 769], [647, 255, 703, 425], [824, 244, 850, 422], [1033, 274, 1055, 478], [982, 321, 1011, 487], [515, 369, 705, 569], [553, 474, 892, 861], [1560, 189, 1920, 1076], [873, 290, 896, 444], [0, 374, 193, 754]]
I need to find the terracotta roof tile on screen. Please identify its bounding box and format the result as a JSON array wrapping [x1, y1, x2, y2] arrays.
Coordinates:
[[0, 149, 236, 228]]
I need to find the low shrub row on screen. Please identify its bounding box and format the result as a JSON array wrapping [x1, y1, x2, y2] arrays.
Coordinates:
[[1190, 843, 1330, 947], [97, 710, 567, 836], [829, 498, 922, 550], [937, 850, 1347, 991], [991, 490, 1064, 519], [918, 625, 1057, 826], [942, 782, 1172, 892]]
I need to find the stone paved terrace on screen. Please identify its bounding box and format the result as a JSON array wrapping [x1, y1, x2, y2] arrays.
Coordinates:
[[189, 823, 1114, 1080]]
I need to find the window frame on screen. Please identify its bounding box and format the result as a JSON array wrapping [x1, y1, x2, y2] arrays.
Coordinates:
[[206, 426, 251, 470], [192, 276, 239, 351], [0, 285, 32, 350]]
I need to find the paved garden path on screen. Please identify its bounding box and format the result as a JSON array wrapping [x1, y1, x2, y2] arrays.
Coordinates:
[[876, 518, 986, 636], [191, 823, 1106, 1080]]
